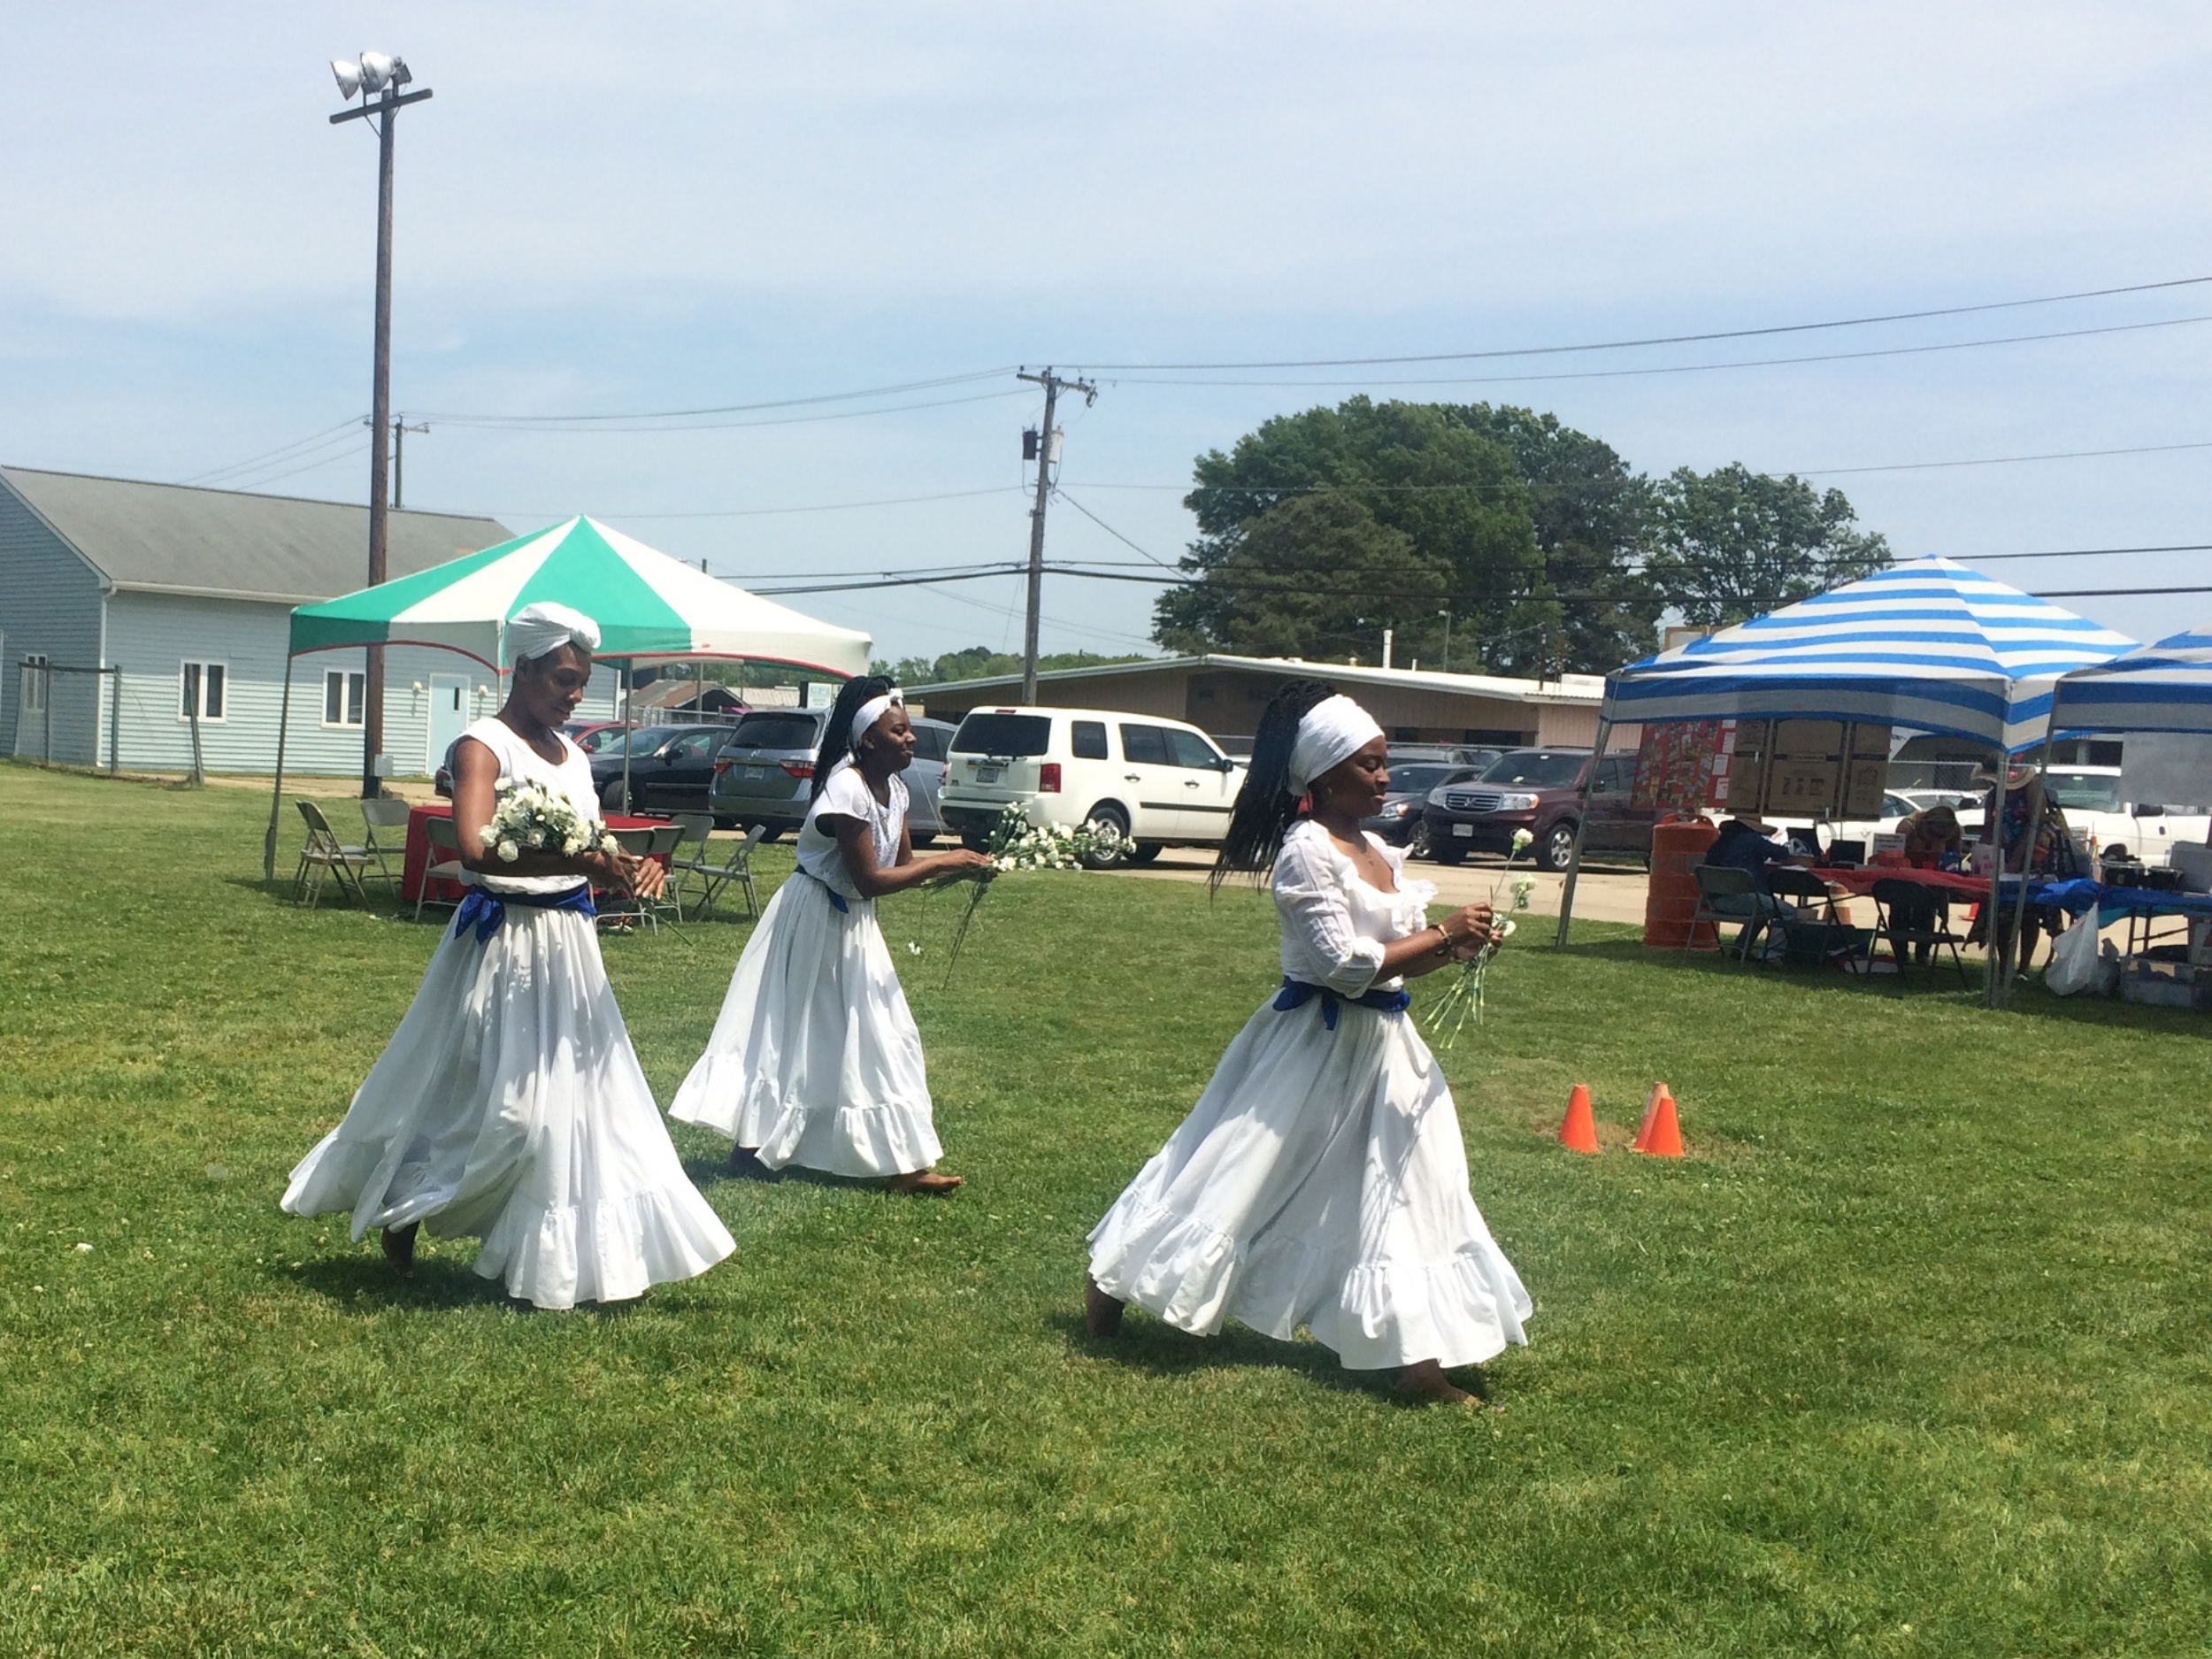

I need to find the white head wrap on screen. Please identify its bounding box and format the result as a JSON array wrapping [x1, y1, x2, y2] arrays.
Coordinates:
[[849, 687, 905, 753], [507, 601, 601, 667], [1285, 694, 1385, 795]]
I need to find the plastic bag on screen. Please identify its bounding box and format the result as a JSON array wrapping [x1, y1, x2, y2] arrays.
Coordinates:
[[2044, 914, 2109, 996]]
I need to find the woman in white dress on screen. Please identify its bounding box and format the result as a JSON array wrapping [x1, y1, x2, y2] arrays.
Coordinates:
[[1084, 681, 1533, 1402], [282, 603, 736, 1308], [671, 675, 991, 1194]]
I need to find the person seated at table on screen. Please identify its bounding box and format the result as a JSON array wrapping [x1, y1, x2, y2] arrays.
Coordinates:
[[1900, 803, 1963, 869], [1967, 766, 2081, 971], [1705, 813, 1813, 948]]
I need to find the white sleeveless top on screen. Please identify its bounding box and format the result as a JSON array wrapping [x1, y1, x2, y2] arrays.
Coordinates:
[[457, 716, 602, 895], [795, 757, 907, 902]]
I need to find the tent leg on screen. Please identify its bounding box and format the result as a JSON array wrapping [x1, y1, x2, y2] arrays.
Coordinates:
[[2002, 703, 2062, 1009], [1983, 764, 2011, 1007], [264, 656, 296, 881], [618, 660, 635, 815], [1554, 718, 1610, 947]]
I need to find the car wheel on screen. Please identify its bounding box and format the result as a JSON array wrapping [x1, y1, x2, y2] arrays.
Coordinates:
[[1408, 820, 1432, 860], [1079, 806, 1133, 869], [1126, 842, 1163, 865], [1540, 822, 1578, 872], [1431, 841, 1466, 866], [600, 779, 627, 812]]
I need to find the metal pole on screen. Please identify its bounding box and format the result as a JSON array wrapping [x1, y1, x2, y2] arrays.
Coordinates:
[[42, 664, 52, 766], [1983, 764, 2011, 1007], [2002, 688, 2064, 1009], [1554, 718, 1612, 947], [359, 88, 396, 800], [618, 662, 636, 814], [106, 667, 119, 774], [187, 679, 205, 787], [265, 656, 296, 880]]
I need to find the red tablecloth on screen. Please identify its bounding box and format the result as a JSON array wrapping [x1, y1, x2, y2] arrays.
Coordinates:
[[1810, 864, 1994, 902], [400, 803, 672, 902]]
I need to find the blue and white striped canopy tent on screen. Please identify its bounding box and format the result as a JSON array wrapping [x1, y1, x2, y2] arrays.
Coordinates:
[[1601, 557, 2137, 750], [2050, 626, 2212, 735]]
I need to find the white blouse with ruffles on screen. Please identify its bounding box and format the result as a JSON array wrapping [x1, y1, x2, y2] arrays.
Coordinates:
[[1271, 818, 1439, 996]]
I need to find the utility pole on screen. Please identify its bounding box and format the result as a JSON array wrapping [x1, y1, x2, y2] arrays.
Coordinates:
[[388, 419, 429, 510], [1016, 367, 1097, 702], [330, 52, 433, 798]]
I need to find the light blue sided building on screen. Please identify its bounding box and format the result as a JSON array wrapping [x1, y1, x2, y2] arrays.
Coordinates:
[[0, 467, 619, 776]]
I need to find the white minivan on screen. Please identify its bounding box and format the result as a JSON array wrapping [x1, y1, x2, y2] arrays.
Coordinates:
[[937, 704, 1241, 866]]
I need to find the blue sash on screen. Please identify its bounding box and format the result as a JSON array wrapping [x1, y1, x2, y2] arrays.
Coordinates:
[[797, 865, 851, 913], [451, 883, 596, 942], [1273, 977, 1411, 1030]]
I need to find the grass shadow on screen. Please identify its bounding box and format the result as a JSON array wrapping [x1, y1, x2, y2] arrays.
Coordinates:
[[1048, 1309, 1477, 1405], [282, 1251, 515, 1311]]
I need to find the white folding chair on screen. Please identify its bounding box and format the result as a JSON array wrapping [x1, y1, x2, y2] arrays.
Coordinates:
[[661, 813, 717, 918], [597, 826, 662, 934], [358, 796, 412, 901], [412, 814, 469, 924], [682, 823, 769, 922], [294, 799, 373, 910]]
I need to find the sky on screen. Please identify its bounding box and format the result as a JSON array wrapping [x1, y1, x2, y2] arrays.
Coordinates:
[[6, 2, 2212, 667]]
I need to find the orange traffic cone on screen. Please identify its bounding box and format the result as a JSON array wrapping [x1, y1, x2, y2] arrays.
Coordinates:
[[1632, 1084, 1685, 1157], [1633, 1081, 1663, 1145], [1558, 1084, 1600, 1154]]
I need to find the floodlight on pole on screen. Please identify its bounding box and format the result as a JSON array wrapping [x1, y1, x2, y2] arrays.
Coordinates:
[[327, 53, 433, 799]]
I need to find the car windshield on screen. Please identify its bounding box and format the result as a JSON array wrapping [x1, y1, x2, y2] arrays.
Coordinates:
[[2047, 773, 2123, 812], [1388, 764, 1460, 795], [952, 712, 1052, 757], [726, 713, 822, 750], [1479, 750, 1586, 787]]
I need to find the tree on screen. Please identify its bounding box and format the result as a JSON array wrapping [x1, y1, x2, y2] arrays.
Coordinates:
[[1153, 494, 1451, 661], [1643, 464, 1891, 628], [1156, 397, 1653, 674], [868, 648, 1152, 685]]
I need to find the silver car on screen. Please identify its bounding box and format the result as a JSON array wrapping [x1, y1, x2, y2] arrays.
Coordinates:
[[709, 709, 951, 842]]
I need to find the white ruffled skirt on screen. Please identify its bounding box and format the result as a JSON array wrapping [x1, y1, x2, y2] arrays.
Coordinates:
[[1087, 989, 1532, 1371], [669, 872, 942, 1177], [281, 902, 735, 1309]]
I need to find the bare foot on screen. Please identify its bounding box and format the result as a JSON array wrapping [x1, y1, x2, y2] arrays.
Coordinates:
[[1084, 1274, 1125, 1338], [886, 1170, 964, 1195], [381, 1222, 419, 1279], [728, 1145, 778, 1181], [1395, 1359, 1477, 1405]]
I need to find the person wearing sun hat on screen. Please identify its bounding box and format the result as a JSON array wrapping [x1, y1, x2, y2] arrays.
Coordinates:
[[280, 601, 735, 1306]]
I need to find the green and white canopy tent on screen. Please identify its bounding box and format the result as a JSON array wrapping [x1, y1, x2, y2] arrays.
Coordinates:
[[264, 517, 873, 874]]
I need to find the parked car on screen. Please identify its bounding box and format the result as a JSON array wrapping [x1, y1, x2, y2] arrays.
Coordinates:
[[1388, 742, 1509, 773], [589, 724, 730, 816], [705, 709, 955, 842], [1422, 749, 1655, 872], [564, 719, 628, 755], [2042, 765, 2211, 869], [936, 704, 1240, 866], [1364, 760, 1487, 856]]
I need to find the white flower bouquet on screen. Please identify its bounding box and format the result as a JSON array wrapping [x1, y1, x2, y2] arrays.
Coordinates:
[[1425, 828, 1537, 1048], [938, 804, 1129, 981], [477, 779, 616, 864]]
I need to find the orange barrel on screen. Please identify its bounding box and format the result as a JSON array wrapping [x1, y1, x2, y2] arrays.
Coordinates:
[[1643, 817, 1721, 948]]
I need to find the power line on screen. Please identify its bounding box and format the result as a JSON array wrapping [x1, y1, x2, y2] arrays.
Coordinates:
[[1954, 543, 2212, 562], [181, 420, 368, 488], [1064, 274, 2212, 371], [415, 368, 1016, 425], [1087, 312, 2212, 391], [476, 486, 1025, 523], [426, 386, 1031, 434]]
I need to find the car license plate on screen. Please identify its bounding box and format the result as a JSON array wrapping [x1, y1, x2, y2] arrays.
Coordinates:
[[976, 766, 1002, 783], [745, 765, 771, 780], [1452, 823, 1474, 837]]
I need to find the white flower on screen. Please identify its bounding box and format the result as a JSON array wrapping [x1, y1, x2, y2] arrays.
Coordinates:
[[907, 941, 924, 955], [477, 826, 496, 848], [599, 835, 618, 855], [496, 839, 520, 862], [1511, 828, 1534, 854], [73, 1242, 92, 1253]]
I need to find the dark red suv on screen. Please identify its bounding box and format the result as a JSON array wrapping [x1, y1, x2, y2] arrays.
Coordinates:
[[1421, 749, 1655, 872]]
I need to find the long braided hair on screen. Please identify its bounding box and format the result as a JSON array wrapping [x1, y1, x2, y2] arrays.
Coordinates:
[[810, 673, 895, 801], [1210, 678, 1335, 894]]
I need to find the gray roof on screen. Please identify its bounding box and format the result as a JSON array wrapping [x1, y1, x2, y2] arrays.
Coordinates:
[[921, 651, 1604, 705], [0, 466, 511, 605]]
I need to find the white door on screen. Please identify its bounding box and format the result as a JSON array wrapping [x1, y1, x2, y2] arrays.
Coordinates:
[[1162, 726, 1239, 839], [426, 674, 471, 775], [1114, 721, 1187, 840]]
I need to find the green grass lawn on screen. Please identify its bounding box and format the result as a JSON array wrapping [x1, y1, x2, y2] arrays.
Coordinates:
[[4, 762, 2211, 1656]]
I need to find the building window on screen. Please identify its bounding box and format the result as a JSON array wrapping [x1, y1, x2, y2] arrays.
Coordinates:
[[180, 660, 227, 722], [322, 669, 366, 727], [21, 654, 48, 715]]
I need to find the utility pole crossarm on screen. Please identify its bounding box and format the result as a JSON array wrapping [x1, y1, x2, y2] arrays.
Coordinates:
[[329, 87, 433, 124]]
